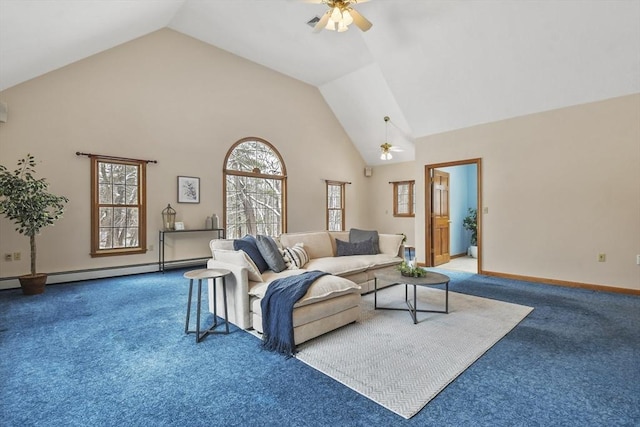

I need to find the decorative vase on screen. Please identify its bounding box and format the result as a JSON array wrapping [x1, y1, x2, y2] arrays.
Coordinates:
[[19, 273, 48, 295]]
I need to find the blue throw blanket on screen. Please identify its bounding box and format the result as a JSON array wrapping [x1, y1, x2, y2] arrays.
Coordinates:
[[260, 270, 329, 357]]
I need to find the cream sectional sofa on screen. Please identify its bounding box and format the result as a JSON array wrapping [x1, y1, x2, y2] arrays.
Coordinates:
[[206, 230, 404, 345]]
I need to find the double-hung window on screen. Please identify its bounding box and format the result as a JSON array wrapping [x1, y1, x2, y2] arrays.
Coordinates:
[[393, 180, 415, 217], [326, 181, 346, 231], [91, 157, 146, 256]]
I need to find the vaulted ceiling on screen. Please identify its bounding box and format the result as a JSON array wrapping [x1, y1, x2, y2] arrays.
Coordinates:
[[1, 0, 639, 165]]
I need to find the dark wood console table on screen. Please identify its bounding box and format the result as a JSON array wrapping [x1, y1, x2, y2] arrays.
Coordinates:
[[158, 228, 225, 272]]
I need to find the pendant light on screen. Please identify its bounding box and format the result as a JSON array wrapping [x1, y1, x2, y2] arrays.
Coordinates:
[[380, 116, 393, 160]]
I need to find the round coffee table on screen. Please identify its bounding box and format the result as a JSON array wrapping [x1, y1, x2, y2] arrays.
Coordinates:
[[374, 268, 450, 324]]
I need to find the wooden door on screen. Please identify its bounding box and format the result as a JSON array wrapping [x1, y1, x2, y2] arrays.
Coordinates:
[[431, 170, 450, 266]]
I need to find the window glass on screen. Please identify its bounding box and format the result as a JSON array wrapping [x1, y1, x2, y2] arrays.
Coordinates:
[[393, 180, 415, 217], [327, 182, 345, 231], [91, 158, 146, 256], [224, 138, 287, 239]]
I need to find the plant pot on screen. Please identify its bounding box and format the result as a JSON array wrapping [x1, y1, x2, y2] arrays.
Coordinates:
[[19, 273, 48, 295], [469, 246, 478, 259]]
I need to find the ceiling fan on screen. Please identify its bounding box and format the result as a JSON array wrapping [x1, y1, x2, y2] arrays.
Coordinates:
[[309, 0, 373, 33], [380, 116, 403, 160]]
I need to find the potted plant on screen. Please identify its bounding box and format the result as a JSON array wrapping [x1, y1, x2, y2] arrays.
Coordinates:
[[0, 154, 69, 295], [462, 207, 478, 258], [397, 260, 426, 278]]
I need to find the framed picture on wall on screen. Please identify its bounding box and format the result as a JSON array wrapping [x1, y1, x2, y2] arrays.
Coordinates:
[[177, 176, 200, 203]]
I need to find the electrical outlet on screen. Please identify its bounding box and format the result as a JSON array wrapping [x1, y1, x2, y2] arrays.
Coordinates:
[[148, 244, 154, 251], [598, 253, 606, 262], [13, 252, 21, 261], [637, 254, 640, 265], [4, 253, 12, 262]]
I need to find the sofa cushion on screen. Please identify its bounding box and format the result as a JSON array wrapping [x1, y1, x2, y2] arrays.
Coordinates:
[[281, 244, 310, 269], [249, 274, 360, 308], [210, 239, 236, 252], [335, 238, 377, 256], [305, 256, 369, 276], [378, 234, 404, 256], [233, 235, 269, 273], [306, 254, 401, 276], [212, 249, 263, 282], [349, 228, 380, 254], [256, 235, 287, 273], [279, 231, 334, 259], [252, 293, 361, 326]]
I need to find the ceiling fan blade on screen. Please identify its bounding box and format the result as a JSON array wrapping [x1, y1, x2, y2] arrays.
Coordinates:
[[390, 146, 404, 152], [349, 8, 372, 32], [313, 10, 331, 33]]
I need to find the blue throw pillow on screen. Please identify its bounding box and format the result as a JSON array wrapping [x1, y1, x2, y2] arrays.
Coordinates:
[[233, 235, 269, 273], [336, 238, 377, 256], [256, 235, 287, 273], [349, 228, 380, 254]]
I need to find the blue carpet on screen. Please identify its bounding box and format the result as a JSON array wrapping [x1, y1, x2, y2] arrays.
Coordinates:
[[1, 268, 638, 426]]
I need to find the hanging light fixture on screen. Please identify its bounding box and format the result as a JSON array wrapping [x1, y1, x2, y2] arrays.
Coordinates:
[[380, 116, 393, 160], [325, 6, 349, 32], [313, 0, 372, 33]]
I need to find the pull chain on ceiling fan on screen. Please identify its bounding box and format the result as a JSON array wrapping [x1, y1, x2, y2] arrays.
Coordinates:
[[310, 0, 373, 33]]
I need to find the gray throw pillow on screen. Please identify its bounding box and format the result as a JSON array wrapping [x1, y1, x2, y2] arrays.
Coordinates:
[[256, 235, 287, 273], [233, 235, 269, 273], [336, 238, 377, 256], [349, 228, 380, 254]]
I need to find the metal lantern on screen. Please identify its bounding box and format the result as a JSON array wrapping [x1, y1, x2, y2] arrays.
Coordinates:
[[162, 204, 176, 231]]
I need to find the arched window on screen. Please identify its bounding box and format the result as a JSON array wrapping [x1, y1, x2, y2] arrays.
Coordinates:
[[223, 138, 287, 239]]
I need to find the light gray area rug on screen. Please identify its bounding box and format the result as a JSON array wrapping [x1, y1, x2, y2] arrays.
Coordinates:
[[296, 286, 533, 419]]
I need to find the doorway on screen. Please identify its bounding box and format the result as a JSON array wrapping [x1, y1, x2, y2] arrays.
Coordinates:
[[425, 159, 482, 274]]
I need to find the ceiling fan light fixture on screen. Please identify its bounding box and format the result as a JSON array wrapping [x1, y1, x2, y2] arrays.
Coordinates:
[[311, 0, 371, 33], [342, 10, 353, 25], [331, 6, 342, 22], [380, 117, 393, 161]]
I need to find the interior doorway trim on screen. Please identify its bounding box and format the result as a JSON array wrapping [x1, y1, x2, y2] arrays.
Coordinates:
[[425, 158, 482, 273]]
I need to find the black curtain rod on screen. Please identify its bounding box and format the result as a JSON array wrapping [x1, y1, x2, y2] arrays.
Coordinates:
[[76, 151, 158, 164]]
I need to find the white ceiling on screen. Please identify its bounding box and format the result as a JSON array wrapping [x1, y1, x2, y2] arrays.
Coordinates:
[[1, 0, 639, 165]]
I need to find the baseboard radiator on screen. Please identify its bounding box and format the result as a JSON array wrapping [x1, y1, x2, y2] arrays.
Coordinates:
[[0, 259, 206, 291]]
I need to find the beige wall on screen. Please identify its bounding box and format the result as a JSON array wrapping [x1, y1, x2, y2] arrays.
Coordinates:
[[0, 29, 368, 281], [365, 162, 416, 245], [1, 28, 638, 292], [414, 94, 640, 291]]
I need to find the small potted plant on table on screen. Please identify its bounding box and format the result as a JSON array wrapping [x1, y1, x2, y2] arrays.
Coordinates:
[[0, 154, 69, 294], [397, 260, 426, 278]]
